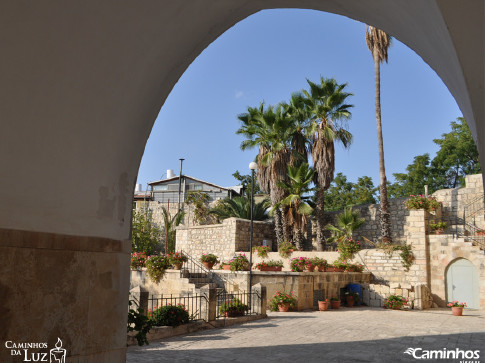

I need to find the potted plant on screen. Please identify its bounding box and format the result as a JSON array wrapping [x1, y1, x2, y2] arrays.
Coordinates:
[[255, 260, 283, 271], [330, 296, 341, 309], [269, 291, 297, 312], [130, 252, 148, 270], [145, 255, 170, 283], [477, 229, 485, 236], [168, 251, 188, 270], [447, 301, 467, 316], [383, 295, 408, 310], [404, 195, 441, 211], [253, 245, 271, 258], [430, 221, 448, 234], [345, 263, 364, 272], [200, 253, 219, 270], [278, 241, 295, 258], [312, 257, 328, 272], [228, 254, 250, 271], [331, 260, 347, 272], [344, 291, 360, 307], [290, 257, 308, 272], [218, 299, 248, 317], [318, 298, 329, 311]]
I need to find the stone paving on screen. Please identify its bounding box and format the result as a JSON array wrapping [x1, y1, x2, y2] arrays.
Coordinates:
[[126, 307, 485, 363]]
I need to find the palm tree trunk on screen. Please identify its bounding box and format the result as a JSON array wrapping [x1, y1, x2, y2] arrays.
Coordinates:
[[282, 206, 291, 242], [314, 188, 327, 250], [293, 228, 304, 251], [374, 50, 392, 244], [273, 208, 284, 246]]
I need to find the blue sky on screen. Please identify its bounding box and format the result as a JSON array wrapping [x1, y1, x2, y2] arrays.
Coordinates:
[[136, 9, 461, 190]]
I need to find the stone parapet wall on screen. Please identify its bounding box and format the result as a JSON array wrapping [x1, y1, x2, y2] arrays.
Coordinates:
[[176, 218, 275, 262]]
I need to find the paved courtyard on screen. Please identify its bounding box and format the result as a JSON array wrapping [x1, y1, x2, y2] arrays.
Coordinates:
[[126, 307, 485, 363]]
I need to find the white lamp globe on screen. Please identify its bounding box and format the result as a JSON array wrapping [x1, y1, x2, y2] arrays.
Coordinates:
[[249, 162, 258, 170]]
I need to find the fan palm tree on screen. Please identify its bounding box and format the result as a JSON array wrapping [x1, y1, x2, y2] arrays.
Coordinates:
[[276, 163, 315, 250], [161, 206, 185, 253], [366, 25, 393, 244], [325, 207, 365, 245], [209, 196, 270, 221], [303, 77, 354, 250], [236, 104, 293, 245]]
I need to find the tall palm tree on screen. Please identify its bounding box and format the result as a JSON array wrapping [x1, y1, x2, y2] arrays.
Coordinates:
[[236, 104, 293, 245], [276, 163, 315, 250], [209, 196, 270, 221], [303, 77, 354, 250], [366, 25, 393, 244]]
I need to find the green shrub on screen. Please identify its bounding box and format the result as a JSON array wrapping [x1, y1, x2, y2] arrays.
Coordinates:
[[150, 304, 190, 327], [218, 299, 249, 315]]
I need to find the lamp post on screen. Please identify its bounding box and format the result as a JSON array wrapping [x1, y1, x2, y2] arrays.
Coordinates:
[[248, 161, 257, 305]]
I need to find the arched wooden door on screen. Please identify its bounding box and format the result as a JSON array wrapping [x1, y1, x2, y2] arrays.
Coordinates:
[[446, 258, 479, 309]]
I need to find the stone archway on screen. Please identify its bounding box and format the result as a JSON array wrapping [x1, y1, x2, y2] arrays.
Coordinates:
[[0, 2, 483, 361], [445, 258, 480, 309]]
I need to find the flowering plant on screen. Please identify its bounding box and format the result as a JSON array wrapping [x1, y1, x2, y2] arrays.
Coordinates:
[[200, 253, 219, 264], [447, 301, 467, 308], [332, 259, 347, 270], [383, 295, 408, 309], [145, 255, 171, 283], [290, 257, 310, 271], [345, 263, 364, 272], [345, 291, 360, 304], [404, 195, 441, 211], [337, 237, 361, 261], [430, 222, 448, 232], [253, 245, 271, 258], [228, 254, 250, 271], [311, 257, 328, 267], [149, 303, 189, 327], [330, 296, 340, 301], [269, 291, 297, 311], [131, 252, 148, 270], [254, 260, 283, 269], [168, 251, 188, 265], [278, 241, 295, 258]]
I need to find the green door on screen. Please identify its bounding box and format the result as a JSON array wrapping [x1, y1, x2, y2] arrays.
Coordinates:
[[446, 258, 479, 309]]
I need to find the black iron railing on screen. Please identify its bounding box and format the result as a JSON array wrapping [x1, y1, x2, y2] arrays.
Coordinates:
[[216, 289, 261, 320], [147, 293, 208, 321]]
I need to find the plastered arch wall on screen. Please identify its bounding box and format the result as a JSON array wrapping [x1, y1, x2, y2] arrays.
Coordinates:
[[430, 238, 485, 310], [0, 1, 483, 361]]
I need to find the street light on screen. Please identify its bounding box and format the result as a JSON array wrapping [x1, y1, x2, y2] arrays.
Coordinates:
[[248, 161, 257, 304]]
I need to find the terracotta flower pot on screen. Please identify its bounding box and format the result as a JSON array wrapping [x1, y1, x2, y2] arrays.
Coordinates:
[[278, 303, 290, 312], [330, 300, 340, 309], [222, 264, 231, 270], [317, 265, 326, 272], [452, 307, 463, 316], [318, 301, 329, 311], [434, 229, 443, 235], [202, 262, 214, 270], [259, 266, 282, 271], [224, 311, 244, 317], [346, 296, 355, 307], [306, 264, 315, 272], [173, 263, 182, 270]]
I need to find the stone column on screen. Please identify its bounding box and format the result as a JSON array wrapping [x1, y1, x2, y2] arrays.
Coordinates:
[[0, 229, 130, 362], [200, 284, 217, 322], [252, 283, 267, 315], [405, 210, 430, 287]]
